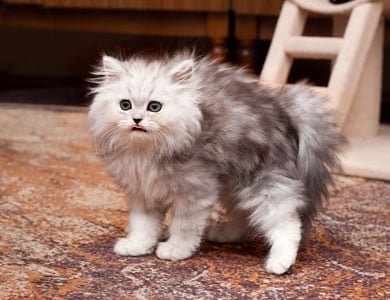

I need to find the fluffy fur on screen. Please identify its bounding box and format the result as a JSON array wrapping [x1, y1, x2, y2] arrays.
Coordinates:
[[88, 51, 345, 275]]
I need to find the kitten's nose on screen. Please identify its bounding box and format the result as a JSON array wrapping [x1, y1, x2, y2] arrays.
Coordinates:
[[133, 118, 142, 124]]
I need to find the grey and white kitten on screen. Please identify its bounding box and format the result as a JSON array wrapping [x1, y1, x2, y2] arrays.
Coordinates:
[[88, 51, 345, 275]]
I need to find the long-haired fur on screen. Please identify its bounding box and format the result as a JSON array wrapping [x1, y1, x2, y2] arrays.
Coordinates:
[[88, 51, 345, 274]]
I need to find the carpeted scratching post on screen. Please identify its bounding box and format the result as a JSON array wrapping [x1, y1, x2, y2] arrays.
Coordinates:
[[260, 0, 390, 180]]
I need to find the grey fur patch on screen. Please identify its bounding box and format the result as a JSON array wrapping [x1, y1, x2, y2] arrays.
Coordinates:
[[88, 51, 346, 250]]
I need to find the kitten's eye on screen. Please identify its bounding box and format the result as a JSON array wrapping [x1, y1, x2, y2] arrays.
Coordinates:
[[147, 101, 162, 112], [120, 99, 132, 111]]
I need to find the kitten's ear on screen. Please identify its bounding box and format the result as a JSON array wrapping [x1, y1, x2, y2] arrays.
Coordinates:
[[102, 55, 124, 77], [169, 59, 194, 83]]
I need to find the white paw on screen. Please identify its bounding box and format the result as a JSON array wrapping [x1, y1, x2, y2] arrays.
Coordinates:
[[156, 242, 194, 261], [265, 252, 296, 275], [113, 237, 155, 256]]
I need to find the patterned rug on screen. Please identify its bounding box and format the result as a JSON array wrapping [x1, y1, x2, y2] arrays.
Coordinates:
[[0, 104, 388, 299]]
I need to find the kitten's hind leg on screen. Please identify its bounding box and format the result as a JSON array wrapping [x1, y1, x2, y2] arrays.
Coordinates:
[[114, 205, 163, 256], [262, 211, 302, 275], [207, 208, 249, 243], [241, 177, 305, 275]]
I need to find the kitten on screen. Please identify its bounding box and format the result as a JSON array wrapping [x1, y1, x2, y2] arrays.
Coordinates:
[[88, 51, 345, 275]]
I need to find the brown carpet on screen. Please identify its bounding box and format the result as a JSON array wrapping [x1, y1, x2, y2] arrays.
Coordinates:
[[0, 103, 388, 299]]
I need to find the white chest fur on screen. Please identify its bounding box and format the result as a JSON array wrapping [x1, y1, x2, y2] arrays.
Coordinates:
[[106, 154, 172, 208]]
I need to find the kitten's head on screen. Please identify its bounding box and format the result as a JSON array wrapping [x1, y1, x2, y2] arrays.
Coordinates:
[[88, 52, 202, 159]]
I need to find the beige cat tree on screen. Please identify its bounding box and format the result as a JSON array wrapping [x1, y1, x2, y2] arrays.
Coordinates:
[[260, 0, 390, 180]]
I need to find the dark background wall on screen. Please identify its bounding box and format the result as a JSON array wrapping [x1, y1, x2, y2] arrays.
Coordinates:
[[0, 26, 389, 122]]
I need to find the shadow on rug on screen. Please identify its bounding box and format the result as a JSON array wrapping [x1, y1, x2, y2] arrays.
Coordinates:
[[0, 104, 388, 299]]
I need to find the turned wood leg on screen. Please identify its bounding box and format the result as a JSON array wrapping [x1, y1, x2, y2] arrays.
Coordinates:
[[206, 13, 230, 62], [236, 39, 257, 70], [235, 15, 258, 71], [210, 37, 229, 62]]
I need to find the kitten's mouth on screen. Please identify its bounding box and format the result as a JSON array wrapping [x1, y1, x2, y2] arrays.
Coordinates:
[[131, 125, 147, 132]]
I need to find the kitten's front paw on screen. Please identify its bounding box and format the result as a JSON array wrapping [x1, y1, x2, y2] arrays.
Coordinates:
[[265, 253, 296, 275], [114, 237, 155, 256], [156, 242, 194, 261]]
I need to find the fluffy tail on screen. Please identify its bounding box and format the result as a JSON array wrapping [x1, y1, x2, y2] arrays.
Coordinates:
[[282, 84, 347, 234]]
